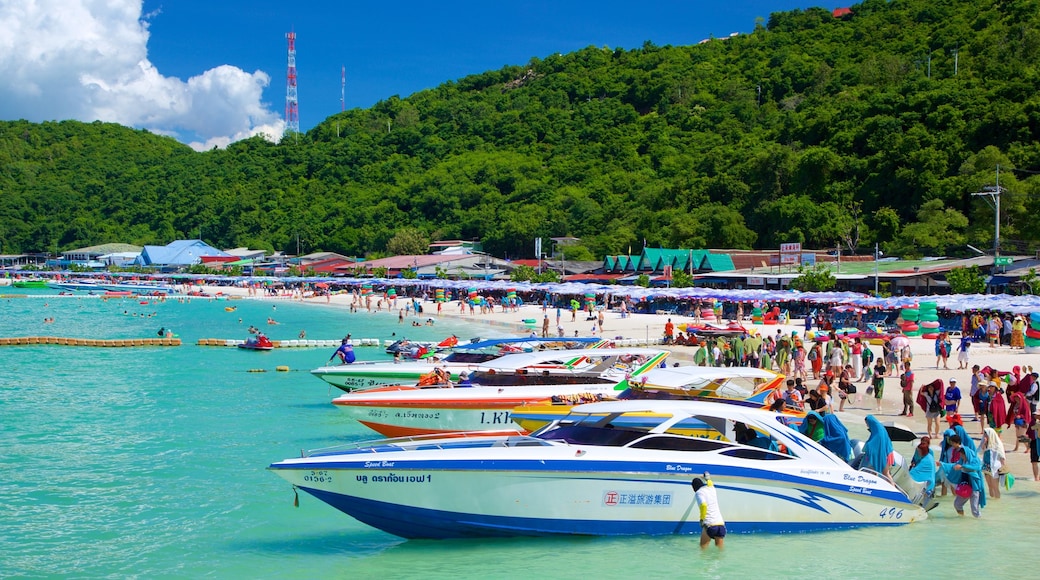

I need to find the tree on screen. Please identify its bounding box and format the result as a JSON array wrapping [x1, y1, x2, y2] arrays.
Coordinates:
[[945, 265, 986, 294], [510, 264, 538, 282], [789, 263, 836, 292], [385, 227, 429, 256], [670, 270, 694, 288], [889, 199, 968, 258], [635, 274, 651, 288], [1018, 268, 1040, 295]]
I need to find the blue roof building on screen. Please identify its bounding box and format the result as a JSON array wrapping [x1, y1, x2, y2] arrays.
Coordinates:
[[134, 240, 230, 270]]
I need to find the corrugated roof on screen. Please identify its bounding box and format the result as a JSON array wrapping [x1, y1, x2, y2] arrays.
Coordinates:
[[701, 254, 735, 272], [136, 240, 229, 266]]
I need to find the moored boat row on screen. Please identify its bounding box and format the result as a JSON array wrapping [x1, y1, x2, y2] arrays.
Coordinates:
[[264, 332, 936, 539]]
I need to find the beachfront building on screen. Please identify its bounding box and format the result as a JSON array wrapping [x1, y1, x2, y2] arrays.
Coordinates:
[[345, 253, 514, 280], [0, 253, 49, 268], [58, 243, 143, 268], [134, 240, 229, 271], [601, 248, 737, 285], [296, 252, 357, 275], [429, 240, 483, 255]]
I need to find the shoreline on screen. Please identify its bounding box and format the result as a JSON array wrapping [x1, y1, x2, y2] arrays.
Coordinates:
[[210, 284, 1039, 485]]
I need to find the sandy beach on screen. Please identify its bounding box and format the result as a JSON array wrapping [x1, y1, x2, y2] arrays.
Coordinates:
[[212, 284, 1039, 484]]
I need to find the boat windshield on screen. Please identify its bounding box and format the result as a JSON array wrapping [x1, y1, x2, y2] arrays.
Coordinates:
[[535, 411, 794, 459], [441, 352, 500, 364]]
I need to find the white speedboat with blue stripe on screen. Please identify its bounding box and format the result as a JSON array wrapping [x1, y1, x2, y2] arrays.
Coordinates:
[[269, 400, 929, 538]]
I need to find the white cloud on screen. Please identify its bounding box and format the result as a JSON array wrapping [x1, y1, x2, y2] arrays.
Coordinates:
[[0, 0, 283, 149]]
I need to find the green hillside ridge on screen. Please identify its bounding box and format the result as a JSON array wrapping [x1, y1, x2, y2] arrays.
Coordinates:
[[3, 0, 1040, 261]]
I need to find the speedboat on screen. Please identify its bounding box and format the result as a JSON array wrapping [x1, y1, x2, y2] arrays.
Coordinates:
[[329, 348, 669, 437], [509, 366, 791, 433], [268, 400, 929, 538], [12, 278, 49, 288], [310, 337, 605, 392], [238, 334, 274, 351]]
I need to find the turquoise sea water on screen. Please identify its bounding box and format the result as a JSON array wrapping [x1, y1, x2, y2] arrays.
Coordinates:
[[2, 291, 1038, 579]]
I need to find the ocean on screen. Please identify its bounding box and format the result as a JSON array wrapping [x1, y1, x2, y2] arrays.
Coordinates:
[[1, 290, 1036, 579]]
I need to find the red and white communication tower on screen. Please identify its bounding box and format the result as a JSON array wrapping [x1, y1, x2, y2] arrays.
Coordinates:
[[285, 31, 299, 134]]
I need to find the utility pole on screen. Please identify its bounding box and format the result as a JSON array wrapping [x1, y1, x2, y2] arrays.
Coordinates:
[[970, 166, 1002, 259], [951, 47, 958, 76], [874, 243, 882, 296]]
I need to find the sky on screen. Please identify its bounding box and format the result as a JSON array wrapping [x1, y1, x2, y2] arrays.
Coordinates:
[[0, 0, 851, 151]]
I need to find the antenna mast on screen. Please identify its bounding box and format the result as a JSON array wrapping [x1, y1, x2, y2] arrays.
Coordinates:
[[341, 66, 345, 112], [285, 31, 299, 135]]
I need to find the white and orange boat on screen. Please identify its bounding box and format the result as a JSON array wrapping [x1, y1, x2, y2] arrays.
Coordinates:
[[330, 348, 670, 437]]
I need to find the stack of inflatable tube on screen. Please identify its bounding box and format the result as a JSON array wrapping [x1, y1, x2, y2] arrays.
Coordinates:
[[751, 306, 763, 325], [700, 308, 715, 320], [918, 302, 940, 339], [900, 307, 921, 336], [1025, 313, 1040, 353]]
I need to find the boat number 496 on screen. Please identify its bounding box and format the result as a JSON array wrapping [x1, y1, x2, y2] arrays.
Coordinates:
[[878, 507, 903, 519], [303, 470, 333, 483]]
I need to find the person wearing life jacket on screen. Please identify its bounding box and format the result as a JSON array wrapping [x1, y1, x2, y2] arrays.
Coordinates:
[[418, 367, 452, 387]]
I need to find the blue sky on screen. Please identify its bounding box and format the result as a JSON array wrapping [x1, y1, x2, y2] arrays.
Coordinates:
[[0, 0, 850, 149]]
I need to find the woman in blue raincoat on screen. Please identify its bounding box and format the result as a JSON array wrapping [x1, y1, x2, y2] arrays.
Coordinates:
[[821, 413, 853, 462], [940, 425, 986, 517], [909, 435, 937, 496], [859, 415, 894, 482]]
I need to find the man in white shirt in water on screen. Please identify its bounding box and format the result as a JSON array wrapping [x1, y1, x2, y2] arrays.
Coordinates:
[[692, 473, 726, 549]]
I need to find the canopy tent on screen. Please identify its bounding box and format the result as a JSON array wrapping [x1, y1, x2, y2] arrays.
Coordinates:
[[10, 269, 1040, 314]]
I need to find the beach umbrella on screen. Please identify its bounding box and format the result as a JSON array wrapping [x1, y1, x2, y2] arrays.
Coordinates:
[[889, 335, 910, 350]]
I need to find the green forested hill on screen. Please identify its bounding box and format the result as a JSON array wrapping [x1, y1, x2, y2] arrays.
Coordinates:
[[4, 0, 1040, 260]]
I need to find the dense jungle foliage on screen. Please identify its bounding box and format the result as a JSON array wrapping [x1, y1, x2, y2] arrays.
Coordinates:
[[4, 0, 1040, 260]]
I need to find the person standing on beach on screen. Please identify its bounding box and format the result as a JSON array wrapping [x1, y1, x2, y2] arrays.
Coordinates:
[[987, 315, 1000, 347], [858, 340, 874, 382], [900, 362, 915, 417], [664, 318, 675, 344], [809, 342, 823, 379], [956, 336, 971, 369], [851, 338, 864, 383], [970, 365, 985, 421], [691, 474, 725, 549], [872, 358, 886, 412], [945, 378, 962, 416], [542, 315, 550, 338]]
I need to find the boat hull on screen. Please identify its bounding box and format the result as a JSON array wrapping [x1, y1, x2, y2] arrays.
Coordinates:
[[311, 365, 452, 391], [334, 385, 618, 437], [270, 451, 926, 539]]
